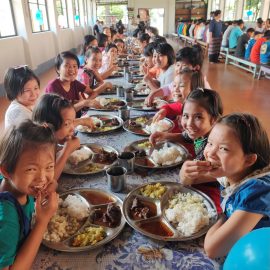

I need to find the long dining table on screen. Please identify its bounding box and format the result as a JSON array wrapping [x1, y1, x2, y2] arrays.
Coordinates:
[[32, 77, 222, 270]]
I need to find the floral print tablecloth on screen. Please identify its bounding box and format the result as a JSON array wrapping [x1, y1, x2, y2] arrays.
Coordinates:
[[32, 80, 222, 270]]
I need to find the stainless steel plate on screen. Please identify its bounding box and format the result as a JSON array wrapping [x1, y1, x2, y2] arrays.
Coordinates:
[[123, 116, 174, 137], [89, 98, 127, 111], [76, 114, 123, 135], [124, 139, 188, 169], [107, 72, 124, 79], [63, 144, 118, 175], [127, 99, 158, 111], [43, 188, 126, 252], [99, 86, 117, 95], [123, 182, 218, 241]]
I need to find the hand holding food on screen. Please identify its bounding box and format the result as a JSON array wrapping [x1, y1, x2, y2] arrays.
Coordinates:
[[149, 131, 168, 146], [152, 109, 167, 123], [179, 160, 214, 185]]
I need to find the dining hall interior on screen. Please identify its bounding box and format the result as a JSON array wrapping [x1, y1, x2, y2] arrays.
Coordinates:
[[0, 0, 270, 270]]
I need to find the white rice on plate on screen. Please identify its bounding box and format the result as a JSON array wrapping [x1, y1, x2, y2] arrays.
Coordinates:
[[68, 147, 93, 165], [43, 195, 90, 242], [76, 117, 103, 132], [165, 192, 210, 236], [150, 143, 185, 166], [145, 119, 171, 133]]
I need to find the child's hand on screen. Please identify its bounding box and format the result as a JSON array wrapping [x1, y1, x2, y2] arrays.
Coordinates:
[[179, 160, 212, 185], [104, 82, 113, 89], [35, 191, 59, 224], [145, 90, 159, 107], [81, 117, 95, 129], [149, 131, 168, 146], [84, 98, 102, 109], [152, 109, 166, 123], [64, 136, 80, 155]]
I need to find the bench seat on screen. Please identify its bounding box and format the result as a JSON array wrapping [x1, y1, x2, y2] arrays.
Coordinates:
[[225, 54, 260, 78]]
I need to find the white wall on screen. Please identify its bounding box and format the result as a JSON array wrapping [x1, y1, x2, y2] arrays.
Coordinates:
[[128, 0, 176, 35]]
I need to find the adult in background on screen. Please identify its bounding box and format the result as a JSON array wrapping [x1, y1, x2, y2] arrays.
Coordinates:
[[235, 28, 255, 58], [93, 20, 100, 36], [229, 19, 245, 49], [208, 10, 223, 63]]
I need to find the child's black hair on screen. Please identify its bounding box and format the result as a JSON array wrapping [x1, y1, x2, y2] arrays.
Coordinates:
[[81, 35, 97, 55], [97, 33, 109, 47], [4, 66, 40, 101], [105, 43, 118, 53], [182, 88, 223, 119], [32, 93, 74, 131], [143, 42, 158, 57], [217, 113, 270, 171], [55, 51, 80, 75], [0, 120, 56, 174], [154, 43, 176, 66], [176, 45, 204, 68]]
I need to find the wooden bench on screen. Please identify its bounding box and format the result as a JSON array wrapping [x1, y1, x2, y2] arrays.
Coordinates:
[[220, 47, 236, 58], [257, 64, 270, 80], [225, 54, 260, 78], [179, 34, 196, 47]]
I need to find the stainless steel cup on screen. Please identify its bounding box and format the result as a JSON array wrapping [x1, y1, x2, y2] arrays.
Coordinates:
[[106, 166, 127, 192], [116, 86, 125, 97], [117, 152, 135, 174], [124, 89, 134, 102], [118, 108, 130, 121]]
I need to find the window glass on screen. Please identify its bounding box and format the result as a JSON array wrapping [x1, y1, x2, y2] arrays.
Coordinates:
[[28, 0, 50, 32], [242, 0, 262, 22], [0, 0, 16, 38], [56, 0, 69, 28]]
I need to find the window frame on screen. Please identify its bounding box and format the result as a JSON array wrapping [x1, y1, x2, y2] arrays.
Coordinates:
[[83, 0, 88, 26], [56, 0, 69, 29], [242, 0, 262, 22], [27, 0, 50, 33], [223, 0, 237, 21], [0, 0, 17, 38], [73, 0, 82, 27]]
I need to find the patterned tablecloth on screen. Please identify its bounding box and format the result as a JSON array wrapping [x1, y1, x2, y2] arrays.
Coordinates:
[[32, 78, 222, 270]]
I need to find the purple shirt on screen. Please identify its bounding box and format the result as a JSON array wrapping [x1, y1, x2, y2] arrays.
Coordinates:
[[45, 78, 86, 102]]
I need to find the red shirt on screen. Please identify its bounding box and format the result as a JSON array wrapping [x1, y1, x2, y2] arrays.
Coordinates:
[[45, 78, 86, 103], [250, 37, 267, 64]]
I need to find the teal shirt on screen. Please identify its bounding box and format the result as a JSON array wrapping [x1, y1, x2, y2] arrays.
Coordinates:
[[229, 26, 243, 49], [0, 195, 35, 268]]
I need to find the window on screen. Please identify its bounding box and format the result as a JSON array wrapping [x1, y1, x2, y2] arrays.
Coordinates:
[[73, 0, 81, 26], [242, 0, 262, 22], [56, 0, 69, 28], [223, 0, 237, 21], [0, 0, 16, 38], [83, 0, 88, 26], [28, 0, 49, 32], [212, 0, 220, 11], [96, 1, 128, 26]]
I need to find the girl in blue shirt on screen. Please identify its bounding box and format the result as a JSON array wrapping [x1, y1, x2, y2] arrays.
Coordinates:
[[0, 120, 58, 269], [201, 113, 270, 258]]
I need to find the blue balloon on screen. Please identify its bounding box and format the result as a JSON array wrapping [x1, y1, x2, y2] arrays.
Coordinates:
[[247, 10, 253, 16], [224, 228, 270, 270], [75, 15, 80, 21]]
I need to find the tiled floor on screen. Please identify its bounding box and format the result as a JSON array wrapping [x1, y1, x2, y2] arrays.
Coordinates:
[[0, 58, 270, 136]]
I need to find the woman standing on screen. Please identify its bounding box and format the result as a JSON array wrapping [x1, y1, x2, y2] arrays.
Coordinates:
[[208, 10, 223, 63]]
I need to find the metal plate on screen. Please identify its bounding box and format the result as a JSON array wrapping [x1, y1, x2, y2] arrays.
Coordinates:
[[124, 139, 188, 169], [43, 188, 126, 252], [123, 116, 174, 137], [99, 86, 117, 95], [63, 144, 118, 175], [88, 98, 127, 111], [107, 72, 124, 79], [76, 114, 123, 135], [127, 99, 158, 111], [123, 182, 218, 241]]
